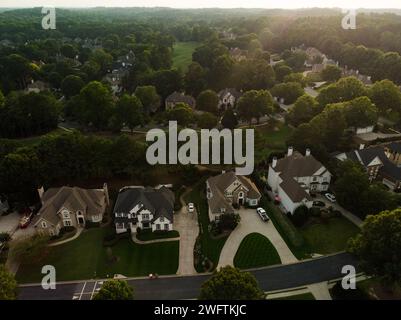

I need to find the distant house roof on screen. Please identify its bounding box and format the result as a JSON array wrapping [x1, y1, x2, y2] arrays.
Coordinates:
[[34, 186, 106, 226], [113, 186, 175, 223], [165, 91, 196, 108], [218, 88, 242, 100]]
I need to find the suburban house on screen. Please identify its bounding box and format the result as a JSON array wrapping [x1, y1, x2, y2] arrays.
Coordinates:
[[229, 47, 247, 62], [335, 143, 401, 190], [34, 184, 109, 236], [103, 68, 128, 95], [217, 88, 242, 111], [26, 80, 49, 93], [206, 171, 261, 221], [113, 186, 175, 234], [165, 91, 196, 110], [267, 147, 332, 214]]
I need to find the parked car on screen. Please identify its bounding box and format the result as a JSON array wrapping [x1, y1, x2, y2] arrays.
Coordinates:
[[313, 200, 326, 207], [256, 207, 270, 222], [188, 203, 195, 213], [324, 193, 336, 203]]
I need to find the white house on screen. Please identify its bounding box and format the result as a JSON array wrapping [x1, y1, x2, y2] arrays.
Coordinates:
[[113, 186, 175, 234], [267, 147, 331, 214], [217, 88, 242, 111]]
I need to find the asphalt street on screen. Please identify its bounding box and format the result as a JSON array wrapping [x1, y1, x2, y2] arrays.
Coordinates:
[[18, 252, 359, 300]]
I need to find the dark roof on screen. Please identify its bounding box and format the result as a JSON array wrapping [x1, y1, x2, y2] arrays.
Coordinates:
[[279, 175, 312, 202], [274, 151, 326, 177], [113, 186, 175, 223], [340, 147, 401, 181], [165, 92, 196, 107], [387, 142, 401, 154]]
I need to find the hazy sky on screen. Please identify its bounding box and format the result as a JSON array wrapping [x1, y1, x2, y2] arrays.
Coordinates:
[[2, 0, 401, 9]]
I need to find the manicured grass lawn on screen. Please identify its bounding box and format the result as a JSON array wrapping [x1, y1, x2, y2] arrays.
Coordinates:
[[270, 292, 315, 300], [300, 217, 359, 254], [137, 230, 179, 241], [254, 123, 293, 163], [234, 233, 281, 269], [16, 227, 179, 283], [172, 41, 200, 71], [184, 178, 228, 272]]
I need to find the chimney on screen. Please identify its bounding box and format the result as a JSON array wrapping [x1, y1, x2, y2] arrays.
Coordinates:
[[103, 183, 110, 206], [305, 148, 311, 156], [272, 157, 277, 168], [38, 186, 45, 204], [287, 146, 293, 157], [222, 170, 226, 174], [359, 144, 365, 150]]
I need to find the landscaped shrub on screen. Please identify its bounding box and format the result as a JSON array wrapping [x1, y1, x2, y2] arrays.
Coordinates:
[[0, 232, 11, 242], [85, 221, 101, 229], [291, 206, 309, 227], [218, 213, 241, 231], [309, 207, 321, 217]]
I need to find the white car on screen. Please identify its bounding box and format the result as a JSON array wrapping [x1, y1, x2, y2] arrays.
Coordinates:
[[188, 203, 195, 213], [256, 207, 269, 222], [324, 193, 336, 203]]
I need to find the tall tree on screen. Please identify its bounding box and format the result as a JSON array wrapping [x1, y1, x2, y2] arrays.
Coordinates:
[[199, 266, 265, 300], [196, 90, 219, 114], [61, 75, 84, 99], [0, 265, 17, 300], [134, 85, 161, 114], [115, 94, 144, 131], [348, 209, 401, 286], [93, 279, 134, 300]]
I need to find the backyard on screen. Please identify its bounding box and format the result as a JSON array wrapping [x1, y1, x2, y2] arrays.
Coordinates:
[[234, 233, 281, 269], [172, 41, 200, 72], [16, 227, 179, 283]]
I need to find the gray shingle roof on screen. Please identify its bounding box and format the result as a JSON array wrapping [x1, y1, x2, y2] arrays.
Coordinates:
[[113, 186, 175, 223], [165, 92, 196, 108]]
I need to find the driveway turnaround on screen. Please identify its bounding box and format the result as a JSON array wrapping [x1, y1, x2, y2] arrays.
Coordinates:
[[217, 208, 298, 268], [18, 252, 359, 300]]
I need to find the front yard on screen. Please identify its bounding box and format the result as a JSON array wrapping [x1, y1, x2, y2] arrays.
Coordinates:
[[299, 217, 360, 254], [16, 227, 179, 283], [234, 233, 281, 269]]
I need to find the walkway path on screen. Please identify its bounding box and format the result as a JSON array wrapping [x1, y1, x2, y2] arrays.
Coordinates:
[[217, 209, 298, 268], [131, 234, 180, 244], [48, 227, 84, 247]]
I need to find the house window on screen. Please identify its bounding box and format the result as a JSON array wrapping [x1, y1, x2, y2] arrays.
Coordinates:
[[156, 224, 161, 230], [64, 220, 72, 227], [160, 217, 165, 222], [143, 222, 150, 229], [164, 224, 169, 230], [312, 177, 317, 182], [116, 222, 125, 229], [41, 221, 47, 228], [142, 214, 150, 220], [63, 212, 70, 219]]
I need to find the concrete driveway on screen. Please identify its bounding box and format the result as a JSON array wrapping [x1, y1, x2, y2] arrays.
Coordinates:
[[174, 205, 199, 275], [0, 212, 20, 234], [217, 208, 298, 268]]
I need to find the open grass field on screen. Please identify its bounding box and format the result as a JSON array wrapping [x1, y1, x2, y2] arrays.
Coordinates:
[[16, 227, 179, 283], [234, 233, 281, 269], [172, 42, 200, 71], [300, 217, 360, 254]]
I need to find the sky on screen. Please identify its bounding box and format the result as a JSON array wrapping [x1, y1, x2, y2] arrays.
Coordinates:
[[1, 0, 401, 9]]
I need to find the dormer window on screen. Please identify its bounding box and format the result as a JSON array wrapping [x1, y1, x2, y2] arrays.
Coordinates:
[[160, 217, 165, 222], [41, 221, 47, 228]]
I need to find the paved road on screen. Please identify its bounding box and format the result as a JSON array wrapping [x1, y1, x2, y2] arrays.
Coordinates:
[[18, 252, 359, 300]]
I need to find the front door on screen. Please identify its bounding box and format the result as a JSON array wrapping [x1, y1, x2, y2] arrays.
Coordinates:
[[238, 192, 244, 205]]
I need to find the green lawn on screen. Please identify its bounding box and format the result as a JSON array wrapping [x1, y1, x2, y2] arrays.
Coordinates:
[[137, 230, 179, 241], [16, 227, 179, 283], [300, 217, 360, 254], [172, 41, 200, 71], [270, 292, 315, 300], [184, 178, 228, 272], [254, 123, 293, 164], [234, 233, 281, 269]]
